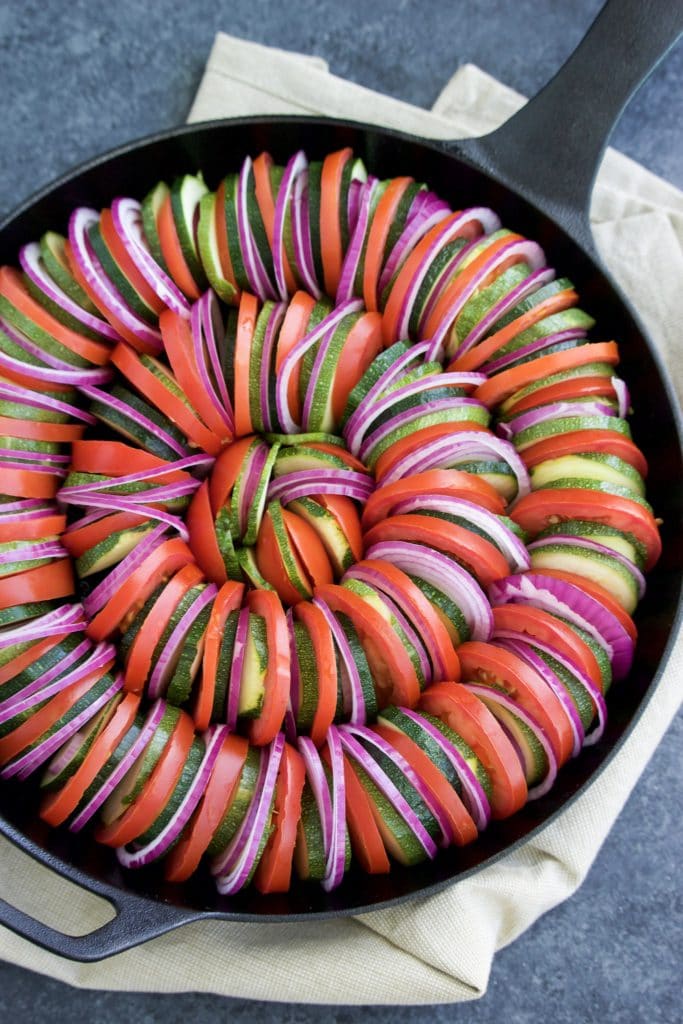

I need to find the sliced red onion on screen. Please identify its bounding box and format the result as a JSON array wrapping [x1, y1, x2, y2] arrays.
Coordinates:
[[493, 637, 585, 757], [0, 505, 61, 527], [0, 636, 91, 704], [1, 459, 66, 480], [0, 540, 67, 567], [457, 267, 556, 354], [312, 598, 367, 725], [79, 385, 189, 458], [0, 641, 114, 723], [346, 178, 363, 237], [417, 237, 484, 338], [0, 314, 113, 381], [190, 293, 234, 433], [611, 376, 630, 419], [342, 340, 433, 441], [0, 604, 86, 650], [236, 157, 276, 301], [463, 682, 558, 799], [364, 539, 493, 641], [358, 398, 490, 464], [237, 442, 269, 538], [272, 151, 308, 300], [342, 723, 448, 849], [110, 198, 190, 316], [146, 583, 216, 701], [116, 725, 228, 869], [213, 733, 285, 893], [528, 535, 646, 600], [488, 572, 634, 680], [0, 498, 49, 515], [198, 289, 234, 427], [502, 399, 617, 437], [322, 726, 347, 891], [483, 329, 587, 376], [260, 302, 286, 433], [298, 735, 334, 858], [225, 606, 249, 732], [398, 707, 491, 830], [19, 242, 122, 342], [336, 177, 379, 305], [59, 452, 210, 495], [69, 698, 167, 831], [426, 238, 546, 362], [68, 208, 163, 351], [275, 299, 363, 433], [291, 169, 322, 299], [82, 522, 168, 617], [378, 195, 451, 298], [3, 673, 123, 782], [268, 469, 373, 505], [301, 314, 355, 429], [59, 492, 187, 541], [0, 449, 70, 466]]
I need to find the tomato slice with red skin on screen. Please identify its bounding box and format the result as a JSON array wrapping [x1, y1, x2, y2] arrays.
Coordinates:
[[502, 375, 622, 417], [316, 493, 363, 563], [256, 506, 312, 605], [62, 511, 150, 560], [40, 692, 141, 827], [0, 633, 70, 687], [355, 559, 460, 682], [186, 480, 227, 586], [275, 291, 317, 424], [293, 600, 337, 748], [418, 681, 528, 819], [95, 709, 195, 847], [474, 341, 620, 409], [530, 568, 638, 643], [282, 507, 334, 590], [491, 603, 603, 690], [314, 582, 421, 709], [194, 580, 245, 731], [362, 176, 413, 312], [157, 193, 202, 301], [253, 151, 297, 296], [307, 443, 368, 473], [374, 421, 490, 483], [0, 512, 66, 543], [70, 440, 189, 481], [336, 751, 391, 874], [124, 562, 205, 694], [373, 723, 478, 846], [164, 733, 249, 883], [86, 537, 195, 642], [99, 208, 166, 315], [320, 148, 353, 297], [209, 436, 256, 513], [457, 640, 575, 766], [363, 513, 510, 588], [253, 742, 306, 893], [331, 311, 383, 423], [363, 469, 504, 530], [246, 589, 290, 746], [510, 488, 661, 570], [233, 292, 259, 438], [0, 559, 74, 610], [520, 430, 649, 479], [0, 661, 115, 766], [0, 415, 84, 443], [2, 465, 60, 500]]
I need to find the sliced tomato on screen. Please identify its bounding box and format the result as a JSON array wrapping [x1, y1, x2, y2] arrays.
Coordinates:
[[316, 493, 364, 562], [253, 151, 297, 296], [194, 580, 245, 731], [111, 343, 223, 455], [305, 442, 368, 473], [253, 742, 306, 893], [209, 436, 255, 513], [510, 488, 661, 570], [0, 559, 74, 610], [363, 513, 510, 588], [491, 603, 603, 690], [0, 662, 114, 766], [320, 148, 353, 297], [256, 506, 311, 605], [282, 507, 334, 590], [314, 582, 421, 708], [95, 709, 195, 847], [474, 341, 620, 409], [274, 290, 317, 424], [530, 568, 638, 643], [233, 291, 259, 438], [457, 640, 575, 765], [356, 559, 460, 681], [293, 601, 337, 748], [157, 192, 202, 300], [246, 589, 290, 746], [99, 208, 166, 314], [520, 430, 649, 479], [0, 415, 84, 443], [0, 266, 112, 366], [214, 179, 240, 300], [69, 439, 189, 481], [337, 751, 391, 873], [374, 421, 490, 483], [0, 511, 66, 544], [86, 537, 195, 641], [40, 692, 141, 827], [502, 375, 622, 416], [452, 288, 579, 371], [418, 681, 528, 819], [62, 511, 149, 559], [331, 311, 383, 423], [2, 465, 60, 500], [0, 633, 70, 687], [362, 176, 413, 312], [373, 723, 478, 846], [363, 469, 504, 530], [164, 733, 249, 883], [186, 480, 227, 585], [124, 562, 205, 694]]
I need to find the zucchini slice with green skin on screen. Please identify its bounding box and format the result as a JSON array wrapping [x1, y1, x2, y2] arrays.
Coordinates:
[[170, 174, 209, 290], [141, 182, 172, 274]]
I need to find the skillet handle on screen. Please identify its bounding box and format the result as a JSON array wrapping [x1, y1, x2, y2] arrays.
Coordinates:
[[454, 0, 683, 253], [0, 881, 206, 962]]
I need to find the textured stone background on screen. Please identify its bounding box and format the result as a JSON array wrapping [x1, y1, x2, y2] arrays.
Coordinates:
[[0, 1, 681, 1019]]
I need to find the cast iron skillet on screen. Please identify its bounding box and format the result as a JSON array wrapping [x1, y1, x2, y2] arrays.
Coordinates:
[[0, 0, 681, 961]]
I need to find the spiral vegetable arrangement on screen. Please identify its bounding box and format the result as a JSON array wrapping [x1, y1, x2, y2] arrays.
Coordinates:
[[0, 149, 660, 894]]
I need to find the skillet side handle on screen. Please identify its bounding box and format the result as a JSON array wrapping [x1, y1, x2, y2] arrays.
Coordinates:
[[0, 886, 206, 963], [454, 0, 683, 252]]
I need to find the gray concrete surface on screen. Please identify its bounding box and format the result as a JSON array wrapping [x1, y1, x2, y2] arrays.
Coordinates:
[[0, 0, 681, 1018]]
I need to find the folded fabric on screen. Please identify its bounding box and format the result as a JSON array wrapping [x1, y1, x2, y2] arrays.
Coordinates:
[[1, 31, 681, 1005]]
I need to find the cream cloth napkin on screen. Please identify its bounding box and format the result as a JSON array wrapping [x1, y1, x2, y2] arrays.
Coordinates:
[[1, 33, 681, 1005]]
